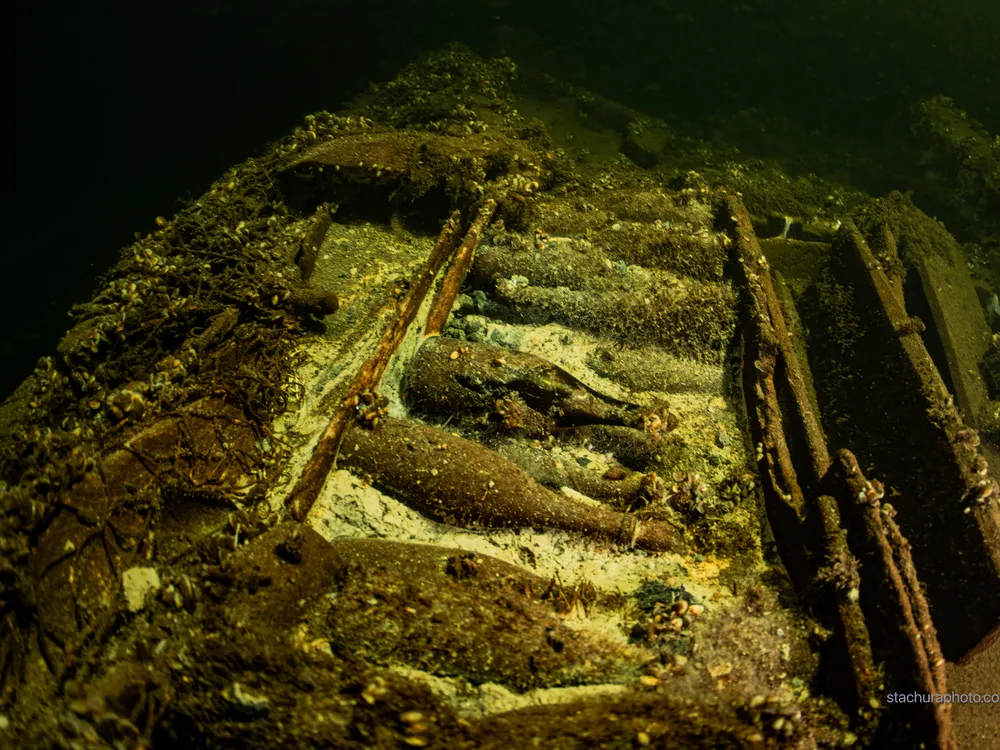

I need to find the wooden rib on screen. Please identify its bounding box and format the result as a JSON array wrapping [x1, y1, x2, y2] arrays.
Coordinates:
[[719, 196, 809, 579], [719, 195, 884, 739], [839, 223, 1000, 661], [424, 198, 496, 336], [720, 195, 830, 486], [814, 494, 881, 725], [882, 512, 947, 694], [824, 449, 955, 749]]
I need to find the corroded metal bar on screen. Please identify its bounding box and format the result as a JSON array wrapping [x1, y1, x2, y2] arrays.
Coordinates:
[[424, 198, 497, 336], [285, 211, 463, 520]]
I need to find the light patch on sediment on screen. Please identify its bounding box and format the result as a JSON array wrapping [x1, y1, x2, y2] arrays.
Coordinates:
[[388, 664, 629, 719], [122, 567, 160, 613]]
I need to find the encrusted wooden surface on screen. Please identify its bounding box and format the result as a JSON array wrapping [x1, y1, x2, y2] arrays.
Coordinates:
[[2, 47, 990, 750]]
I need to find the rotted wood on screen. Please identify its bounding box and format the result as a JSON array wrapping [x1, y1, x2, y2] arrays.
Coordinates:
[[285, 211, 464, 520], [913, 239, 994, 427], [338, 417, 681, 552], [855, 201, 993, 436], [424, 199, 497, 336], [812, 494, 880, 741], [838, 224, 1000, 661], [720, 197, 830, 488], [770, 270, 823, 428], [724, 198, 960, 746], [719, 195, 828, 583], [294, 202, 333, 283], [724, 198, 954, 748], [719, 195, 890, 740], [865, 221, 904, 303], [821, 450, 954, 750]]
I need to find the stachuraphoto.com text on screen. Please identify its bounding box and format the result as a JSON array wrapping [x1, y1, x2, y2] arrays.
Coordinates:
[[885, 692, 999, 705]]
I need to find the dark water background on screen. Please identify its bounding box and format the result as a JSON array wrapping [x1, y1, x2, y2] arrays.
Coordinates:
[[9, 0, 999, 401]]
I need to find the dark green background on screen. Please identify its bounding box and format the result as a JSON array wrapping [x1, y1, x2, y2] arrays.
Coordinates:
[[9, 0, 998, 400]]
